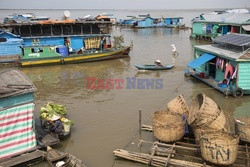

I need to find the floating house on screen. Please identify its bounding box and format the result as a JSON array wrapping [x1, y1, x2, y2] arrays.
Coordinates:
[[120, 16, 136, 26], [119, 14, 185, 28], [0, 29, 23, 62], [133, 16, 155, 28], [0, 69, 37, 159], [0, 20, 112, 62], [191, 13, 250, 40], [4, 13, 49, 23], [185, 33, 250, 97], [164, 17, 184, 28]]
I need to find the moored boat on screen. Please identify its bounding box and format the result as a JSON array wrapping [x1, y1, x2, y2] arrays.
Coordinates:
[[134, 64, 174, 70], [20, 45, 130, 67], [46, 147, 87, 167], [134, 44, 178, 71]]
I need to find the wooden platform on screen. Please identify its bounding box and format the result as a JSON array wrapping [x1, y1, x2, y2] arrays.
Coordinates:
[[0, 150, 46, 167], [113, 124, 250, 167]]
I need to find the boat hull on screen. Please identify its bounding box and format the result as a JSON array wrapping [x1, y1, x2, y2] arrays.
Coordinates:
[[20, 47, 130, 67], [134, 64, 174, 70]]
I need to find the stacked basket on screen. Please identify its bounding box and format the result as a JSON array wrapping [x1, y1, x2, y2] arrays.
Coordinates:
[[152, 95, 189, 142], [189, 93, 238, 165], [188, 94, 231, 142]]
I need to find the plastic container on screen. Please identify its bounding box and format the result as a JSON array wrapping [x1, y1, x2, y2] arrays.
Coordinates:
[[56, 46, 69, 57]]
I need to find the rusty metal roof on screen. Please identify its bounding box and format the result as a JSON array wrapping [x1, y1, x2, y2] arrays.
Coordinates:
[[0, 69, 36, 98]]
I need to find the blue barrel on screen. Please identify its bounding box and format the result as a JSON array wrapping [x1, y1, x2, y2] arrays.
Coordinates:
[[56, 46, 69, 57]]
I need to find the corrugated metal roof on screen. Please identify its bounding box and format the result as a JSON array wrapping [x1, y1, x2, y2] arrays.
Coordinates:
[[0, 69, 36, 98], [196, 13, 250, 24], [187, 53, 215, 68], [194, 45, 246, 60], [213, 33, 250, 47], [0, 29, 19, 38]]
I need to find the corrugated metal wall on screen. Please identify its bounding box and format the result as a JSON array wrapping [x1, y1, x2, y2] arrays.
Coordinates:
[[0, 42, 22, 56], [238, 62, 250, 90], [71, 37, 83, 51], [23, 37, 64, 46], [192, 22, 204, 36]]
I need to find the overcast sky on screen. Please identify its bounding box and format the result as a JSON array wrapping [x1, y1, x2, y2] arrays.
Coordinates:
[[0, 0, 249, 9]]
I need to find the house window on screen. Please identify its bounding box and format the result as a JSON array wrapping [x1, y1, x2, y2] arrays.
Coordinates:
[[31, 48, 43, 53]]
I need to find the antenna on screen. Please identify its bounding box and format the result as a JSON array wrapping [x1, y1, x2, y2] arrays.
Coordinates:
[[63, 11, 71, 20]]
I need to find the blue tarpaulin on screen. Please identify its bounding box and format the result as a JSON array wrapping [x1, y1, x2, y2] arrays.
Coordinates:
[[187, 53, 215, 69]]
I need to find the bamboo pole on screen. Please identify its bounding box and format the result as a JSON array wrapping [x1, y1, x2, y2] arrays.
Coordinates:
[[113, 149, 212, 167], [139, 140, 197, 152], [139, 109, 142, 135]]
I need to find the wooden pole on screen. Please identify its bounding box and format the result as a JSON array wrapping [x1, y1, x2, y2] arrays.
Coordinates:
[[139, 109, 142, 135]]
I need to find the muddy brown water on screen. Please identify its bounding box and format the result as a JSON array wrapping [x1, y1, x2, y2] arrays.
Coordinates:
[[1, 9, 250, 167]]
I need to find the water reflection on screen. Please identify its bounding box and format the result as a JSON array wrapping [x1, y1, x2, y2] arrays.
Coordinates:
[[21, 58, 131, 100]]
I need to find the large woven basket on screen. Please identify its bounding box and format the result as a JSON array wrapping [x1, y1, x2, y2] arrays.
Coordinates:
[[194, 128, 227, 144], [166, 95, 189, 116], [235, 117, 250, 143], [200, 132, 239, 165], [152, 111, 186, 142], [205, 110, 230, 131], [189, 94, 221, 127]]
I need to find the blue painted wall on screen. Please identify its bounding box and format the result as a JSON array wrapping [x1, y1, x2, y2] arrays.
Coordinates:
[[0, 93, 34, 109], [23, 37, 64, 46], [70, 37, 84, 50], [137, 18, 154, 27], [0, 31, 23, 56], [123, 19, 135, 25], [23, 37, 83, 51]]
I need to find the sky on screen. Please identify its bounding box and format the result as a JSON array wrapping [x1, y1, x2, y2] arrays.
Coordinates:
[[0, 0, 249, 9]]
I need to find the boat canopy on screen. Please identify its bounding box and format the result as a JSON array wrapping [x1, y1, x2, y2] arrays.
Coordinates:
[[187, 53, 215, 69]]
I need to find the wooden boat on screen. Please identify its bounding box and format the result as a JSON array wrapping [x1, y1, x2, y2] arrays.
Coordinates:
[[134, 64, 174, 70], [46, 148, 87, 167], [40, 118, 71, 140], [20, 45, 130, 67], [134, 45, 178, 71]]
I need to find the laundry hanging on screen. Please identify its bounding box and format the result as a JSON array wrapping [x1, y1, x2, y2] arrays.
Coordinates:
[[224, 62, 234, 79]]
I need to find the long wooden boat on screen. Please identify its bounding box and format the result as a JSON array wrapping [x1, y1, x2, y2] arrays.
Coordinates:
[[46, 148, 87, 167], [134, 64, 174, 70], [20, 45, 130, 67]]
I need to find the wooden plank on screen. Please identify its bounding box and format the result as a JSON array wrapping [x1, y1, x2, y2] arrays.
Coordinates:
[[41, 133, 60, 147], [0, 150, 45, 167]]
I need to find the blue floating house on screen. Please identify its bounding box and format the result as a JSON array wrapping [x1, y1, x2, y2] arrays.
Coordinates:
[[191, 13, 250, 40], [130, 14, 185, 28], [0, 20, 112, 62], [164, 17, 184, 28], [0, 30, 23, 63], [120, 16, 137, 26], [4, 13, 49, 23], [0, 69, 37, 159], [185, 33, 250, 97], [133, 16, 155, 28]]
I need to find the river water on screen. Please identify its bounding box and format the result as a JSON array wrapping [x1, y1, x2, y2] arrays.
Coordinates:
[[1, 9, 250, 167]]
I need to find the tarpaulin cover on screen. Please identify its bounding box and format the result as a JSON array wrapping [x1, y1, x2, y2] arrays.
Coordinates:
[[0, 103, 36, 159], [187, 53, 215, 69]]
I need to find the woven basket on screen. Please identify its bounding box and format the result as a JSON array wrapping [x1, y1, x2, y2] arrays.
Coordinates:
[[166, 95, 190, 116], [189, 94, 221, 127], [194, 128, 227, 144], [152, 111, 186, 142], [200, 132, 239, 165], [205, 110, 230, 131], [235, 117, 250, 143]]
